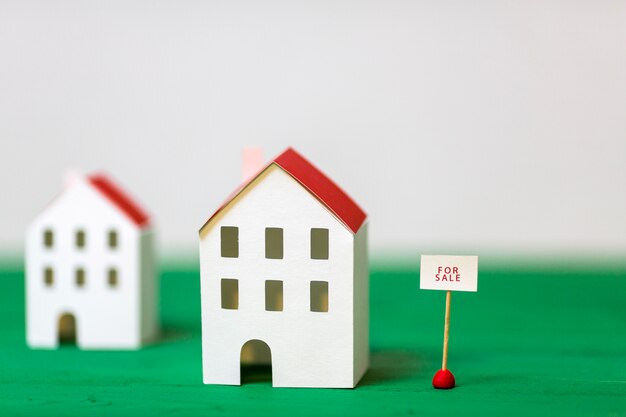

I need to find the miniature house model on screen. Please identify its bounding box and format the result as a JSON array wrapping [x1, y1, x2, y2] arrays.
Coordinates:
[[199, 148, 369, 388], [26, 173, 157, 349]]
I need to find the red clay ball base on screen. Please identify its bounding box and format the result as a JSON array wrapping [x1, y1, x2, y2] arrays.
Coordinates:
[[432, 369, 455, 389]]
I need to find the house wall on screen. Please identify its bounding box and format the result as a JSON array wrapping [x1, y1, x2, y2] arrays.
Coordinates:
[[352, 222, 369, 385], [26, 179, 142, 349], [199, 165, 356, 387], [139, 230, 158, 344]]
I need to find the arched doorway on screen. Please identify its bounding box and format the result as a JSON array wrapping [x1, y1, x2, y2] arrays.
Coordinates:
[[58, 313, 77, 345], [240, 339, 272, 384]]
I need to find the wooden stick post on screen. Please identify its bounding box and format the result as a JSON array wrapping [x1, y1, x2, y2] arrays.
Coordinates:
[[442, 290, 451, 371]]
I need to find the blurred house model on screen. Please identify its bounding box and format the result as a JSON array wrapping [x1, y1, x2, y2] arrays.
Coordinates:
[[26, 172, 158, 349], [199, 148, 369, 388]]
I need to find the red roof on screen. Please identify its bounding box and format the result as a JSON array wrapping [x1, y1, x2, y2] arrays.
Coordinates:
[[202, 148, 366, 234], [88, 174, 151, 229]]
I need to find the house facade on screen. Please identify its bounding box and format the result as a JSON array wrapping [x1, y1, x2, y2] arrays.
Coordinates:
[[199, 148, 368, 388], [26, 173, 157, 349]]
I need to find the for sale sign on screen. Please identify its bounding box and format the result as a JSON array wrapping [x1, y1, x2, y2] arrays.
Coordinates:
[[420, 255, 478, 292]]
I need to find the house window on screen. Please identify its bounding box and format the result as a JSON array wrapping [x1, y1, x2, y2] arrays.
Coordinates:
[[75, 230, 86, 249], [44, 267, 54, 287], [221, 278, 239, 309], [310, 281, 329, 312], [108, 230, 118, 249], [311, 228, 329, 260], [265, 280, 283, 311], [265, 228, 283, 259], [75, 268, 86, 287], [108, 268, 118, 288], [43, 229, 54, 248], [220, 227, 239, 258]]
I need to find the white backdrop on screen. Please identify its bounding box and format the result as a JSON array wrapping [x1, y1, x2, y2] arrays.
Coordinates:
[[1, 1, 625, 255]]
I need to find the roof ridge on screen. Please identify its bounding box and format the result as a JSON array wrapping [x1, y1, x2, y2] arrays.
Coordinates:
[[200, 147, 366, 234], [88, 173, 151, 229], [273, 148, 366, 234]]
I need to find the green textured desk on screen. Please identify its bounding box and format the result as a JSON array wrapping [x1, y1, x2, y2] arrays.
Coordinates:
[[0, 258, 625, 416]]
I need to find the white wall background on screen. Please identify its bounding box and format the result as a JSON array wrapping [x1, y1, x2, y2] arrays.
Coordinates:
[[1, 1, 625, 255]]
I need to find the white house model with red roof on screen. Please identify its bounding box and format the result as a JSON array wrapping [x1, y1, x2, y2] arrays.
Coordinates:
[[199, 148, 369, 388], [26, 173, 158, 349]]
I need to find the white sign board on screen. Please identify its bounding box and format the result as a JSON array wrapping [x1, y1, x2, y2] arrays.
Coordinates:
[[420, 255, 478, 292]]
